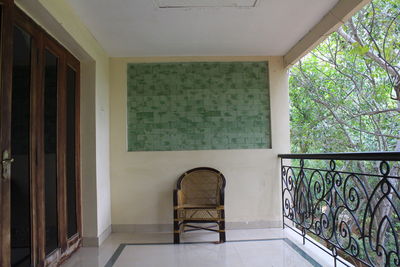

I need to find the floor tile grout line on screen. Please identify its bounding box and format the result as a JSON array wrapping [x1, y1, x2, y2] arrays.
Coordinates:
[[104, 237, 321, 267], [120, 237, 285, 246], [104, 244, 126, 267], [283, 238, 323, 267]]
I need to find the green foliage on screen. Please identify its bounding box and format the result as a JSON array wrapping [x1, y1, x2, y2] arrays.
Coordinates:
[[289, 0, 400, 154], [289, 1, 400, 265]]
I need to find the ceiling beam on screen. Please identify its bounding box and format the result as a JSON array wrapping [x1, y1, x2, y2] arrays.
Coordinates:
[[283, 0, 371, 68]]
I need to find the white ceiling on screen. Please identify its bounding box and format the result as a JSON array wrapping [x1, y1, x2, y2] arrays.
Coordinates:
[[66, 0, 339, 57], [157, 0, 258, 8]]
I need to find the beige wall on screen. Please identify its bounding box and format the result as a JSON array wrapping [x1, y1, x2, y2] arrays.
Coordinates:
[[110, 56, 290, 230], [15, 0, 291, 240], [16, 0, 112, 245]]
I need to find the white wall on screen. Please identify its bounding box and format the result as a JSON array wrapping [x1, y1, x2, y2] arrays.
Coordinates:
[[110, 56, 290, 230]]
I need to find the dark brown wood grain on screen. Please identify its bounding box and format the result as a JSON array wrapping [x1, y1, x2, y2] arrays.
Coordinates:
[[66, 55, 82, 248], [14, 8, 44, 266], [58, 44, 68, 256], [0, 1, 14, 266], [1, 3, 82, 266], [36, 32, 46, 267], [43, 34, 68, 266]]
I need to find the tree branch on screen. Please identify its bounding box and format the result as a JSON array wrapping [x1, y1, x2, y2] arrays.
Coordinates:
[[336, 27, 399, 78], [351, 108, 400, 118], [314, 98, 400, 139]]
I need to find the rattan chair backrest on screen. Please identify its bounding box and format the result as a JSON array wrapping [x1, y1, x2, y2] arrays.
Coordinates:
[[177, 168, 225, 205]]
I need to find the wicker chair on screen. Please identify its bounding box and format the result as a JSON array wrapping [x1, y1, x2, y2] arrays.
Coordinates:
[[173, 167, 226, 244]]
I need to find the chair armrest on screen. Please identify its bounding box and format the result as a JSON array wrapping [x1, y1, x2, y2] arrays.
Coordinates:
[[173, 189, 183, 208]]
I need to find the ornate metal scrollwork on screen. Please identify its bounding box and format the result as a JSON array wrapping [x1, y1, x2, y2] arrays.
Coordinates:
[[281, 156, 400, 267]]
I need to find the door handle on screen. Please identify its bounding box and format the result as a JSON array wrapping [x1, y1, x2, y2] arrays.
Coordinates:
[[1, 150, 14, 181]]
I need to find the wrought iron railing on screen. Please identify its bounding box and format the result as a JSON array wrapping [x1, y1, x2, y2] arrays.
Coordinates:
[[278, 152, 400, 267]]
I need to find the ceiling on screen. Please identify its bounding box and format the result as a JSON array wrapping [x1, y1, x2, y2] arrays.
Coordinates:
[[157, 0, 258, 8], [66, 0, 339, 57]]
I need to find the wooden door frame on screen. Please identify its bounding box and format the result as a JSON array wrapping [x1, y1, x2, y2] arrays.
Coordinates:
[[0, 0, 14, 266], [13, 7, 42, 266], [61, 55, 81, 263], [1, 3, 82, 266], [41, 35, 68, 266]]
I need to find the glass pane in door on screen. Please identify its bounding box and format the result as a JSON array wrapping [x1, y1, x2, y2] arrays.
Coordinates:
[[44, 49, 59, 254], [11, 25, 32, 267], [66, 66, 77, 238]]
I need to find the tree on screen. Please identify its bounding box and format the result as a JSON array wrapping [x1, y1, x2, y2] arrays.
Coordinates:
[[290, 0, 400, 154], [289, 0, 400, 265]]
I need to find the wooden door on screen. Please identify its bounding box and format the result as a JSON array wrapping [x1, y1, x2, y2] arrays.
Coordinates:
[[11, 8, 41, 267], [40, 35, 66, 265], [0, 0, 14, 266], [64, 54, 81, 257], [1, 3, 82, 266]]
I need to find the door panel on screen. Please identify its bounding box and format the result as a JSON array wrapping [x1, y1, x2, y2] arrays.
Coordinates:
[[10, 24, 32, 267], [66, 66, 77, 239], [0, 1, 14, 266], [43, 49, 59, 255]]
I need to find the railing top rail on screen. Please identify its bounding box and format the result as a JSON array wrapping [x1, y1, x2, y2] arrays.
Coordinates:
[[278, 152, 400, 161]]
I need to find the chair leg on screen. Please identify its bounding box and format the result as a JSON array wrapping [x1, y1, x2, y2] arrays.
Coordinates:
[[219, 210, 226, 243], [173, 216, 180, 244], [219, 225, 226, 243], [173, 190, 180, 244], [174, 230, 180, 244]]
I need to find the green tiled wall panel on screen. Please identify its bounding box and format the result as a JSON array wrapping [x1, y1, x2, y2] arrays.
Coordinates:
[[127, 61, 271, 151]]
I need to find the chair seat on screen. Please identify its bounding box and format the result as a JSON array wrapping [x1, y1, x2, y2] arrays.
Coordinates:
[[180, 204, 219, 209], [177, 206, 222, 221]]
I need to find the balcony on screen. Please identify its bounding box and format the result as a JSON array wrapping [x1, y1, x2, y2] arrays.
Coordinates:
[[280, 152, 400, 267], [4, 0, 395, 266], [58, 152, 400, 267]]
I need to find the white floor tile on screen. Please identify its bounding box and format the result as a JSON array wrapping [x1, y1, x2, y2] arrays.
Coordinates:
[[113, 240, 314, 267], [61, 229, 331, 267]]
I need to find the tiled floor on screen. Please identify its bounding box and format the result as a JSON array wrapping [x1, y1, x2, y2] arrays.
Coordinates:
[[61, 229, 338, 267]]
